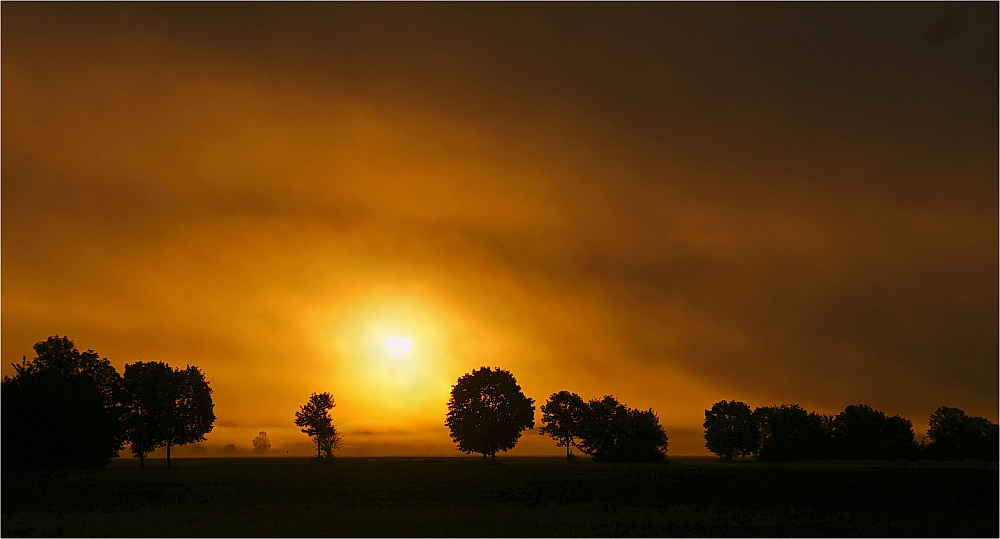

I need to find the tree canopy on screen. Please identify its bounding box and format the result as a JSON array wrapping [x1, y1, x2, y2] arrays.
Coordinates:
[[754, 404, 830, 461], [927, 406, 998, 461], [578, 395, 669, 462], [445, 367, 535, 462], [253, 431, 271, 455], [539, 391, 589, 461], [703, 400, 759, 461], [122, 361, 215, 467], [122, 361, 174, 468], [1, 336, 125, 469], [830, 404, 916, 460], [294, 392, 343, 458]]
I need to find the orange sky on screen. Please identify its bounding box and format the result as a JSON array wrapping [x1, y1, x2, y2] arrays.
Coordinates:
[[3, 3, 997, 457]]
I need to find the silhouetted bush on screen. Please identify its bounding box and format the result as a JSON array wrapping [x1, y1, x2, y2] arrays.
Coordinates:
[[1, 336, 125, 469], [578, 396, 668, 462], [830, 404, 918, 460], [703, 400, 759, 460]]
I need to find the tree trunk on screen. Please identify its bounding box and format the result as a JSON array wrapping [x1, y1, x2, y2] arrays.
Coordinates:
[[482, 453, 487, 462], [566, 439, 571, 461], [139, 452, 145, 468], [166, 442, 171, 467], [317, 443, 321, 459], [491, 452, 496, 463]]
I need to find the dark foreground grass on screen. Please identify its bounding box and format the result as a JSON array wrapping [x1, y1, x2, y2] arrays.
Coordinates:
[[2, 456, 997, 537]]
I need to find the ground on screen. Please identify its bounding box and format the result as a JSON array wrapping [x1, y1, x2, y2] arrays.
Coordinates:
[[2, 457, 997, 537]]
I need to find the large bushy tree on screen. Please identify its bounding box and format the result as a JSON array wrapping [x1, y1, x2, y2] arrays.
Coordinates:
[[703, 400, 759, 461], [295, 392, 343, 458], [1, 336, 125, 469], [754, 404, 830, 461], [927, 406, 998, 461], [539, 391, 589, 461], [578, 395, 668, 462], [122, 361, 216, 467], [445, 367, 535, 462], [122, 361, 174, 467], [829, 404, 916, 460], [163, 365, 215, 465]]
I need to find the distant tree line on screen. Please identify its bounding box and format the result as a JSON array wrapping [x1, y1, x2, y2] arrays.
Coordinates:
[[444, 367, 669, 463], [2, 336, 215, 470], [703, 400, 998, 462]]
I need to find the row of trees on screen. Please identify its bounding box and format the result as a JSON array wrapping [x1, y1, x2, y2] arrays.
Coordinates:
[[703, 400, 998, 462], [2, 336, 216, 469], [444, 367, 669, 462]]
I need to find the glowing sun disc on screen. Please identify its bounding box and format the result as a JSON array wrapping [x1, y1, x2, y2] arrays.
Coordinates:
[[386, 337, 413, 355]]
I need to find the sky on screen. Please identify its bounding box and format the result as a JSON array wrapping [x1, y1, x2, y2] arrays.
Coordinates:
[[3, 3, 997, 457]]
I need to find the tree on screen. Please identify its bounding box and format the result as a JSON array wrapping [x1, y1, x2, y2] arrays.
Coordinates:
[[445, 367, 535, 462], [122, 361, 174, 468], [122, 361, 215, 467], [578, 395, 669, 462], [253, 431, 271, 455], [2, 336, 125, 469], [754, 404, 830, 461], [703, 400, 759, 461], [539, 391, 589, 461], [294, 392, 343, 458], [927, 406, 998, 460], [829, 404, 916, 460], [162, 365, 215, 467]]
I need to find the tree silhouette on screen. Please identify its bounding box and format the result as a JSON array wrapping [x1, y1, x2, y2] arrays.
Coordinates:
[[253, 431, 271, 455], [1, 336, 125, 469], [578, 395, 669, 462], [927, 406, 998, 460], [539, 391, 588, 461], [703, 400, 759, 461], [830, 404, 916, 460], [294, 392, 343, 458], [122, 361, 215, 467], [122, 361, 174, 468], [754, 404, 830, 461], [163, 365, 215, 467], [445, 367, 535, 462]]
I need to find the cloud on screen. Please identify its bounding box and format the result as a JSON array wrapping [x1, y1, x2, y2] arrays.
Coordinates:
[[3, 3, 996, 456]]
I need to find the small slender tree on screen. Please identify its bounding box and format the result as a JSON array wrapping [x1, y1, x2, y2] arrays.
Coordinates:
[[294, 392, 343, 458], [446, 367, 535, 462], [539, 391, 588, 461]]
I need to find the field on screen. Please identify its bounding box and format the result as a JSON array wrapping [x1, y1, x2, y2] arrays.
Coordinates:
[[2, 457, 997, 537]]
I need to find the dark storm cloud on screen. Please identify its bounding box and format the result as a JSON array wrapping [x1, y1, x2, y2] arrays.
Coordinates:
[[3, 3, 996, 453]]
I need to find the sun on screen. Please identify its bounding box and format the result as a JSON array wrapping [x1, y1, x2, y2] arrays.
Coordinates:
[[386, 337, 413, 355]]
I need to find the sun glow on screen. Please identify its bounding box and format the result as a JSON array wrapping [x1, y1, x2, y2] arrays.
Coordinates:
[[386, 337, 413, 355]]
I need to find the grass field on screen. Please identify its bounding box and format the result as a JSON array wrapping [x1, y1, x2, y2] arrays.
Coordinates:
[[3, 456, 997, 537]]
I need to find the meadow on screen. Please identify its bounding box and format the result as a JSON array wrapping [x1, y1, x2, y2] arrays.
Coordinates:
[[2, 457, 997, 537]]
